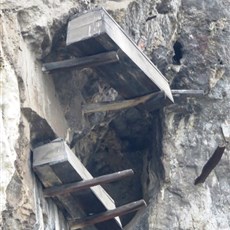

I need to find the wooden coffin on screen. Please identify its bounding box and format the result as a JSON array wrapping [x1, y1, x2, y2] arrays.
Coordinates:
[[66, 8, 173, 103], [33, 139, 122, 230]]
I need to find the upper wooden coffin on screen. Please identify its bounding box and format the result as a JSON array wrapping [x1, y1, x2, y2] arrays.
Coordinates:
[[66, 8, 173, 103]]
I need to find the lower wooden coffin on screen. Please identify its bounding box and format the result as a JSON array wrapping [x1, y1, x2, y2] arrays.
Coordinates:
[[33, 139, 122, 230]]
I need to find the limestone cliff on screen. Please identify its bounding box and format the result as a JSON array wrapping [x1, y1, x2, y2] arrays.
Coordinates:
[[1, 0, 230, 229]]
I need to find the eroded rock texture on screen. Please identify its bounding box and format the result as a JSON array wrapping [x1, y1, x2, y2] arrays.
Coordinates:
[[0, 1, 89, 229], [1, 0, 230, 229], [123, 0, 230, 229]]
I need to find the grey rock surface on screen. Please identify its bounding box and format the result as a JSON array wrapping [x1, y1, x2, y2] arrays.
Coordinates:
[[124, 0, 230, 229], [1, 0, 230, 229]]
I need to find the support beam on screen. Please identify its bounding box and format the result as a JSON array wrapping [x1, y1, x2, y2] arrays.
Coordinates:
[[82, 91, 161, 114], [172, 89, 205, 96], [70, 200, 147, 229], [44, 169, 134, 197], [82, 89, 205, 114], [42, 51, 119, 72], [194, 146, 226, 185]]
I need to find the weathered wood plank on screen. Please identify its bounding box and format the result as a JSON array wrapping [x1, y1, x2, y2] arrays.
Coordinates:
[[44, 169, 134, 197], [33, 139, 67, 167], [42, 51, 119, 72], [171, 89, 205, 96], [102, 11, 173, 102], [67, 10, 104, 45], [70, 200, 147, 230], [82, 91, 161, 113], [194, 146, 226, 185]]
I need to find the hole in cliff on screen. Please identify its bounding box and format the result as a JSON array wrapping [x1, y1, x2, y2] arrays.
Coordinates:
[[217, 58, 223, 65], [41, 22, 165, 228], [172, 41, 183, 65], [86, 109, 164, 226], [156, 0, 172, 14]]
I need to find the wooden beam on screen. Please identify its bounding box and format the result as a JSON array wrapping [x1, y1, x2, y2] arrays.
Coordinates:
[[172, 89, 205, 96], [42, 51, 119, 72], [194, 146, 226, 185], [82, 89, 205, 114], [44, 169, 134, 197], [82, 91, 161, 114], [70, 199, 147, 229]]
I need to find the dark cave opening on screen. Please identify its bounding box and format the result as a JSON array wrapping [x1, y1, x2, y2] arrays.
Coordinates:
[[85, 108, 165, 226], [40, 24, 166, 229], [172, 40, 183, 65]]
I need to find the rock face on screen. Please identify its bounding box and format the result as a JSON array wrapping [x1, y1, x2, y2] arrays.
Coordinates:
[[123, 0, 230, 229], [1, 0, 230, 230], [0, 1, 89, 229]]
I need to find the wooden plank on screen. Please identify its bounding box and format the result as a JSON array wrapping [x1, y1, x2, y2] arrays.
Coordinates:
[[42, 51, 119, 72], [67, 10, 104, 45], [33, 139, 67, 167], [82, 91, 161, 113], [44, 169, 134, 197], [171, 89, 205, 96], [194, 146, 226, 185], [70, 200, 147, 230], [102, 10, 173, 102], [49, 162, 105, 213]]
